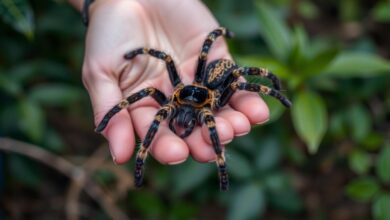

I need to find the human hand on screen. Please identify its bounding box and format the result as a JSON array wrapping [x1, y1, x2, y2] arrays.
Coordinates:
[[81, 0, 270, 164]]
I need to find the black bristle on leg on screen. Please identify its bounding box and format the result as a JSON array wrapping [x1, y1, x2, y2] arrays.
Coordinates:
[[194, 27, 235, 83], [267, 71, 281, 91], [95, 105, 122, 133], [269, 89, 292, 107], [233, 67, 282, 91], [199, 109, 230, 190], [124, 48, 144, 59], [95, 87, 168, 133], [218, 163, 229, 191], [134, 157, 145, 187], [235, 82, 292, 108], [124, 47, 182, 87], [226, 29, 235, 38], [132, 105, 173, 188]]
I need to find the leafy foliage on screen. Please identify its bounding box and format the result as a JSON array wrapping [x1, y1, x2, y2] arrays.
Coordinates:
[[0, 0, 34, 39]]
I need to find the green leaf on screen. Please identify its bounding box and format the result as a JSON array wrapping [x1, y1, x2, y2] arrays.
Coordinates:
[[373, 193, 390, 220], [230, 133, 259, 155], [8, 155, 42, 187], [29, 84, 84, 106], [298, 0, 319, 19], [0, 104, 20, 135], [169, 201, 198, 220], [323, 53, 390, 77], [0, 0, 34, 39], [236, 56, 291, 79], [0, 71, 22, 96], [347, 104, 371, 142], [329, 111, 347, 138], [362, 133, 384, 151], [288, 25, 309, 69], [43, 129, 65, 153], [93, 170, 116, 185], [228, 183, 265, 220], [172, 159, 213, 195], [255, 137, 281, 172], [262, 95, 285, 123], [268, 188, 303, 214], [348, 150, 371, 175], [346, 177, 380, 202], [255, 1, 291, 61], [211, 0, 260, 38], [301, 47, 339, 76], [284, 143, 306, 165], [9, 59, 70, 83], [228, 150, 252, 179], [339, 0, 360, 21], [372, 2, 390, 22], [376, 145, 390, 183], [263, 172, 290, 192], [18, 98, 45, 142], [291, 90, 327, 153], [130, 191, 165, 219]]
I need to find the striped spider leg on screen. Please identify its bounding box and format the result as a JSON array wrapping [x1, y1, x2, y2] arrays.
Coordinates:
[[198, 108, 229, 191]]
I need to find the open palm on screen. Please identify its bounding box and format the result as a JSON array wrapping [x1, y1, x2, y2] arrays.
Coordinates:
[[82, 0, 269, 164]]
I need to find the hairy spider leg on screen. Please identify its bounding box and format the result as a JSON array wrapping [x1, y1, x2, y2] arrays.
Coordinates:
[[95, 87, 168, 133], [194, 27, 235, 83], [232, 67, 282, 91], [134, 104, 175, 187], [198, 109, 229, 191], [216, 81, 236, 109], [232, 82, 292, 107], [82, 0, 94, 26], [124, 48, 182, 87]]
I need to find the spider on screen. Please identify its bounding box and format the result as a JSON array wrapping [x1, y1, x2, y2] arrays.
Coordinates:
[[95, 27, 291, 191]]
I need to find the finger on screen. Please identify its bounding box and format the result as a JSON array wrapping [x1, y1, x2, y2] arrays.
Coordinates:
[[130, 106, 189, 164], [200, 117, 234, 145], [84, 72, 135, 164], [229, 91, 270, 125], [185, 117, 232, 163], [186, 126, 226, 163], [215, 107, 251, 136], [150, 128, 189, 164], [102, 111, 134, 164]]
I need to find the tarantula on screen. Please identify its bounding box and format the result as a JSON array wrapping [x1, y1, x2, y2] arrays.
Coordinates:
[[95, 27, 291, 191]]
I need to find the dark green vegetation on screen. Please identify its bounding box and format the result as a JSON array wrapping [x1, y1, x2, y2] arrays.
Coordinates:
[[1, 0, 390, 219]]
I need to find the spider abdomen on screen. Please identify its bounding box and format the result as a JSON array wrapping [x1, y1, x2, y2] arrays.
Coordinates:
[[204, 59, 237, 89]]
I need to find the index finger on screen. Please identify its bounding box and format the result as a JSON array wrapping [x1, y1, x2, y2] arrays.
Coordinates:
[[83, 69, 136, 164]]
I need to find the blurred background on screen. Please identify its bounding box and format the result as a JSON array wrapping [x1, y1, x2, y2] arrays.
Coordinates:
[[1, 0, 390, 219]]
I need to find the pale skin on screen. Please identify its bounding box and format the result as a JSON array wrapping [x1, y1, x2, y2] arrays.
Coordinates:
[[68, 0, 270, 164]]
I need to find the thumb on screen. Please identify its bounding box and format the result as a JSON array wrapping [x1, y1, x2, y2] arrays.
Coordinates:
[[83, 67, 135, 164]]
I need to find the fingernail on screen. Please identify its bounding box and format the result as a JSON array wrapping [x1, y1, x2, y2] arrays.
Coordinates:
[[168, 158, 187, 165], [236, 131, 249, 137], [222, 139, 233, 145], [108, 145, 117, 164], [256, 118, 269, 125]]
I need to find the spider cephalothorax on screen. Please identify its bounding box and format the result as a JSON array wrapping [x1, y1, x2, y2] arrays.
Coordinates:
[[95, 27, 291, 191]]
